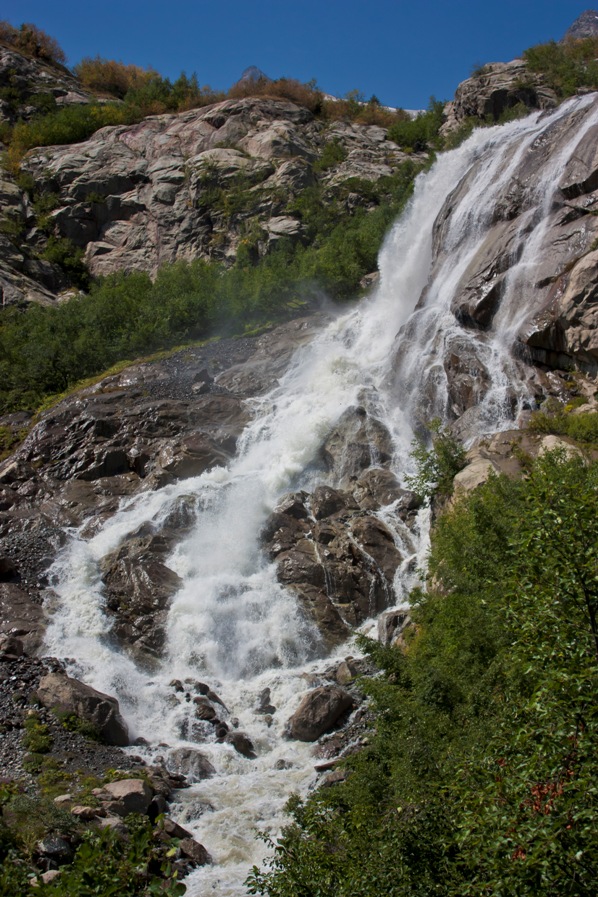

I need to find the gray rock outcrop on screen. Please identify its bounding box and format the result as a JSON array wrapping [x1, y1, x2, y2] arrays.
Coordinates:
[[285, 685, 354, 741], [0, 46, 93, 126], [441, 59, 557, 135], [36, 672, 129, 745], [563, 9, 598, 41], [14, 96, 409, 298]]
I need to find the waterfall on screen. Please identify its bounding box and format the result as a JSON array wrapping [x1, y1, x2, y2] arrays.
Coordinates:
[[42, 93, 598, 895]]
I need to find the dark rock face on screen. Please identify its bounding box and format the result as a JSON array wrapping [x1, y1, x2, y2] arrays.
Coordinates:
[[285, 685, 354, 741], [36, 671, 129, 745], [0, 316, 331, 668], [262, 478, 405, 647]]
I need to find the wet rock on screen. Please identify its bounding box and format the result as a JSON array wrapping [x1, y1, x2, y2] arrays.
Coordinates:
[[193, 697, 217, 721], [160, 816, 192, 839], [166, 747, 216, 782], [179, 837, 211, 866], [225, 731, 257, 759], [100, 536, 183, 662], [193, 682, 228, 710], [321, 406, 393, 482], [256, 687, 276, 714], [36, 672, 129, 746], [352, 468, 415, 513], [335, 660, 356, 686], [310, 485, 357, 519], [285, 685, 354, 742]]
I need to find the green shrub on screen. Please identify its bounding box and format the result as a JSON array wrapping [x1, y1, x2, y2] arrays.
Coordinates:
[[248, 452, 598, 897], [528, 404, 598, 444], [314, 138, 347, 172], [523, 36, 598, 96], [388, 99, 445, 152], [22, 716, 53, 753], [406, 418, 467, 501]]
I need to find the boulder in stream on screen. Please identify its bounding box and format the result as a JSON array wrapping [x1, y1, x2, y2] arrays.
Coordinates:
[[285, 685, 354, 742]]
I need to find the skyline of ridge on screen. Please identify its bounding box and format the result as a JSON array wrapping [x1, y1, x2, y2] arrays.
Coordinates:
[[2, 1, 593, 109]]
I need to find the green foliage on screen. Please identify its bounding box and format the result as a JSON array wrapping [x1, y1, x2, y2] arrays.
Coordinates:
[[22, 715, 53, 753], [313, 138, 347, 172], [0, 160, 421, 416], [34, 817, 186, 896], [0, 808, 186, 896], [528, 404, 598, 444], [57, 712, 101, 742], [4, 102, 137, 173], [41, 236, 89, 288], [248, 452, 598, 897], [523, 37, 598, 97], [406, 419, 467, 501], [388, 98, 445, 152]]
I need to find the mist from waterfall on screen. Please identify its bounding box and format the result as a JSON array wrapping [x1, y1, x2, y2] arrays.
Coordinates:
[[42, 94, 598, 896]]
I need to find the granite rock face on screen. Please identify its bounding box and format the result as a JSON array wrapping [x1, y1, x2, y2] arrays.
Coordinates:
[[441, 59, 557, 135], [15, 97, 409, 291], [563, 9, 598, 41], [0, 45, 93, 126]]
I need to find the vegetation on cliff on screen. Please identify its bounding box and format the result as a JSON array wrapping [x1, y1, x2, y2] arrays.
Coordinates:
[[524, 35, 598, 97], [0, 160, 421, 415], [248, 448, 598, 897]]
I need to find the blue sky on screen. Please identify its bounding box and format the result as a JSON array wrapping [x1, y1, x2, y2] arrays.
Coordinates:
[[2, 1, 591, 109]]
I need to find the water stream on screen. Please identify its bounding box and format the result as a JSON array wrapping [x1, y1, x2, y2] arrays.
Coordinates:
[[43, 94, 598, 895]]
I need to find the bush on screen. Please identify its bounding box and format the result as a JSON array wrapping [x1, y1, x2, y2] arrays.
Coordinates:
[[406, 418, 467, 501], [528, 403, 598, 444], [313, 138, 347, 172], [228, 76, 323, 114], [388, 98, 445, 152], [248, 452, 598, 897], [73, 56, 155, 98], [0, 21, 66, 65], [523, 36, 598, 96]]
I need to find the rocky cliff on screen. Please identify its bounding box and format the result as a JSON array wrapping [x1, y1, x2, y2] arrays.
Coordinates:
[[1, 26, 597, 892], [0, 43, 416, 307], [563, 8, 598, 41]]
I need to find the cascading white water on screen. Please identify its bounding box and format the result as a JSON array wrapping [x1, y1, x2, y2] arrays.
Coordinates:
[[43, 94, 598, 895]]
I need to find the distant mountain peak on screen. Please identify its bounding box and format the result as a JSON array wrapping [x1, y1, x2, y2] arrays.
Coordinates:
[[238, 66, 270, 84], [563, 9, 598, 41]]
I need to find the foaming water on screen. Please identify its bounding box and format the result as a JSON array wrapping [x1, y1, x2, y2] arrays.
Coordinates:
[[43, 94, 598, 894]]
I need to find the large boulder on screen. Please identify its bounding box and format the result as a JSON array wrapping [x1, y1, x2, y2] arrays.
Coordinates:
[[166, 748, 216, 782], [262, 480, 404, 646], [36, 672, 129, 746], [285, 685, 354, 742], [101, 779, 154, 816]]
